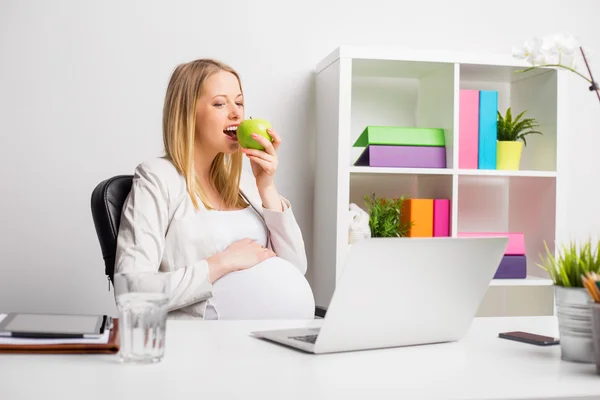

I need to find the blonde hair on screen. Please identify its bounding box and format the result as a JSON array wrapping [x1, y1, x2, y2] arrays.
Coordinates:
[[162, 59, 247, 211]]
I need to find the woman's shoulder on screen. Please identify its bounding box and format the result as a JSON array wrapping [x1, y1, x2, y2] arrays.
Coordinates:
[[135, 156, 181, 179], [133, 156, 187, 199]]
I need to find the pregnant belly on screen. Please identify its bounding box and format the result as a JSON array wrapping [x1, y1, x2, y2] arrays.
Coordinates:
[[208, 257, 315, 320]]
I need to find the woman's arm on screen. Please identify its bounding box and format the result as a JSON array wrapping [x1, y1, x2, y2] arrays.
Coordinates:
[[240, 128, 309, 276], [114, 160, 214, 311], [240, 169, 308, 275], [261, 195, 308, 275]]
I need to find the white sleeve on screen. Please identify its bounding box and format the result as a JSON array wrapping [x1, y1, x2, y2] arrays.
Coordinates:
[[262, 196, 308, 276], [114, 161, 213, 311], [239, 169, 308, 276]]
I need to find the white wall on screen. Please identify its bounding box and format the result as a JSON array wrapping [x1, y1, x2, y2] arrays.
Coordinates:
[[1, 0, 599, 316]]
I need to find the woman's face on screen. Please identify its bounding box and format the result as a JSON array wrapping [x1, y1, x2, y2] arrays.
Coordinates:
[[195, 70, 244, 155]]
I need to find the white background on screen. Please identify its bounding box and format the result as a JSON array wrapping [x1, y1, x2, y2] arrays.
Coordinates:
[[1, 0, 599, 316]]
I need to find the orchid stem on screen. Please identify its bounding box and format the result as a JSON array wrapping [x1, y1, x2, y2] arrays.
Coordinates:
[[579, 46, 600, 106], [516, 64, 592, 84], [516, 49, 600, 107]]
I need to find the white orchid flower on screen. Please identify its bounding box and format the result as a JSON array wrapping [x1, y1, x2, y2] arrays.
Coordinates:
[[513, 32, 599, 107], [553, 33, 579, 55], [514, 33, 580, 67], [545, 33, 579, 67], [512, 36, 544, 65], [540, 37, 560, 65]]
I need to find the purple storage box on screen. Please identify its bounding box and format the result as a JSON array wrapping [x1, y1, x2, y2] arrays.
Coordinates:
[[355, 145, 446, 168], [494, 255, 527, 279]]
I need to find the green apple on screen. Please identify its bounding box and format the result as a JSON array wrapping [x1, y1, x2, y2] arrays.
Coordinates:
[[236, 117, 273, 150]]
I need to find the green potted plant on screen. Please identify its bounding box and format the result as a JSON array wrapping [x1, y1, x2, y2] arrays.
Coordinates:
[[538, 239, 600, 363], [496, 107, 543, 170], [363, 193, 412, 237]]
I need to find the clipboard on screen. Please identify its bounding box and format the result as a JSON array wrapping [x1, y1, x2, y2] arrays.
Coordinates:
[[0, 319, 120, 354]]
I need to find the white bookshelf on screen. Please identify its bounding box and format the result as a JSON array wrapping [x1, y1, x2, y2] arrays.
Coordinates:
[[312, 46, 566, 316], [488, 276, 553, 287]]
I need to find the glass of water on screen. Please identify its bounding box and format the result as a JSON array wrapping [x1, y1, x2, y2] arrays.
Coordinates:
[[113, 272, 170, 363]]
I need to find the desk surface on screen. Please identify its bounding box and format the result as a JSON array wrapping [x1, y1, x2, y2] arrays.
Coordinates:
[[1, 316, 598, 399]]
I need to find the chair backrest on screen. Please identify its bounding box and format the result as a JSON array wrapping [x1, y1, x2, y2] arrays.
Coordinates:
[[90, 175, 133, 285]]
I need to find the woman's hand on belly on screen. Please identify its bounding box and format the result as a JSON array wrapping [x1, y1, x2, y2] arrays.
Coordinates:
[[207, 238, 276, 283]]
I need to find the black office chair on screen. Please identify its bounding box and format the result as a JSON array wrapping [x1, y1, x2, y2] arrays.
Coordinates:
[[90, 175, 134, 288], [90, 174, 327, 317]]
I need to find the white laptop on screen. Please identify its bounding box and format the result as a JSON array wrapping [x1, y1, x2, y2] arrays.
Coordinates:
[[251, 236, 508, 354]]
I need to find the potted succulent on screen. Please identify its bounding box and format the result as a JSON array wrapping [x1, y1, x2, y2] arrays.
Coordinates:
[[363, 193, 412, 237], [538, 239, 600, 363], [496, 108, 543, 170]]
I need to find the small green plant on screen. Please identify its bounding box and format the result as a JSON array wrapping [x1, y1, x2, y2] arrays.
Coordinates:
[[363, 193, 412, 237], [537, 239, 600, 287], [497, 108, 543, 146]]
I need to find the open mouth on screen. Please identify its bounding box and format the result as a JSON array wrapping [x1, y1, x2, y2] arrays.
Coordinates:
[[223, 126, 238, 141]]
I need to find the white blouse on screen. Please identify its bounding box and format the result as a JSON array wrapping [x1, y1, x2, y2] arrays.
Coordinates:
[[203, 207, 315, 320], [115, 157, 314, 320]]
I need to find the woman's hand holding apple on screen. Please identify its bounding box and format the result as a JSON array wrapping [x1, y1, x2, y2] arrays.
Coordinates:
[[242, 128, 280, 186], [238, 121, 284, 211]]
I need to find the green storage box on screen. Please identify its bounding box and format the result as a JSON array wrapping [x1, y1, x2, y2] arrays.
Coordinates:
[[353, 126, 446, 147]]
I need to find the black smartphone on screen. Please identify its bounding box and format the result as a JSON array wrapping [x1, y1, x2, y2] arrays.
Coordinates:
[[499, 331, 560, 346]]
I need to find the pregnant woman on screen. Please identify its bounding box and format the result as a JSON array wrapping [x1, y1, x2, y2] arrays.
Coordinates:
[[114, 58, 315, 320]]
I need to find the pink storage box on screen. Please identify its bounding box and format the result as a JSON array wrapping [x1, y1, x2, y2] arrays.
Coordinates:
[[457, 232, 525, 255], [433, 199, 450, 237]]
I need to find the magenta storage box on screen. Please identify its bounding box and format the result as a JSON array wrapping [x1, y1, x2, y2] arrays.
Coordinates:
[[354, 145, 446, 168], [458, 232, 525, 255], [433, 199, 450, 237], [495, 255, 527, 279]]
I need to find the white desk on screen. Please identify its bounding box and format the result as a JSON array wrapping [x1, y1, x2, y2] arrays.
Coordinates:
[[0, 316, 598, 399]]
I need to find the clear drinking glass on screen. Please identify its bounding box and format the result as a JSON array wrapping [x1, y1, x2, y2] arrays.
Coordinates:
[[113, 272, 170, 363]]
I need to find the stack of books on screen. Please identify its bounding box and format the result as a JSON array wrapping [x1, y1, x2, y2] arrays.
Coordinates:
[[458, 232, 526, 278], [458, 89, 499, 170], [353, 126, 447, 168], [0, 313, 120, 354], [400, 198, 450, 237]]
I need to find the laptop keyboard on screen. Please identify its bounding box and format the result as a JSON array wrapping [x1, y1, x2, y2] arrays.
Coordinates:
[[289, 334, 318, 344]]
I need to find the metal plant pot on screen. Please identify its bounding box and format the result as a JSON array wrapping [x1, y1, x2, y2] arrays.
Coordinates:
[[555, 286, 595, 363]]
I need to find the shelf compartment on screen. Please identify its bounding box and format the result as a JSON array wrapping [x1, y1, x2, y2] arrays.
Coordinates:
[[350, 59, 457, 169], [458, 63, 558, 172], [457, 174, 556, 281], [350, 173, 454, 239]]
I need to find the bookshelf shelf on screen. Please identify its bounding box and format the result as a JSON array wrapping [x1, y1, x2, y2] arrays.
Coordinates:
[[349, 167, 455, 175], [312, 46, 566, 317], [490, 276, 554, 287], [349, 166, 557, 178], [457, 169, 557, 178]]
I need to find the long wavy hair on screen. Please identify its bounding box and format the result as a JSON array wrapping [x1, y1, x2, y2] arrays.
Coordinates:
[[162, 59, 247, 211]]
